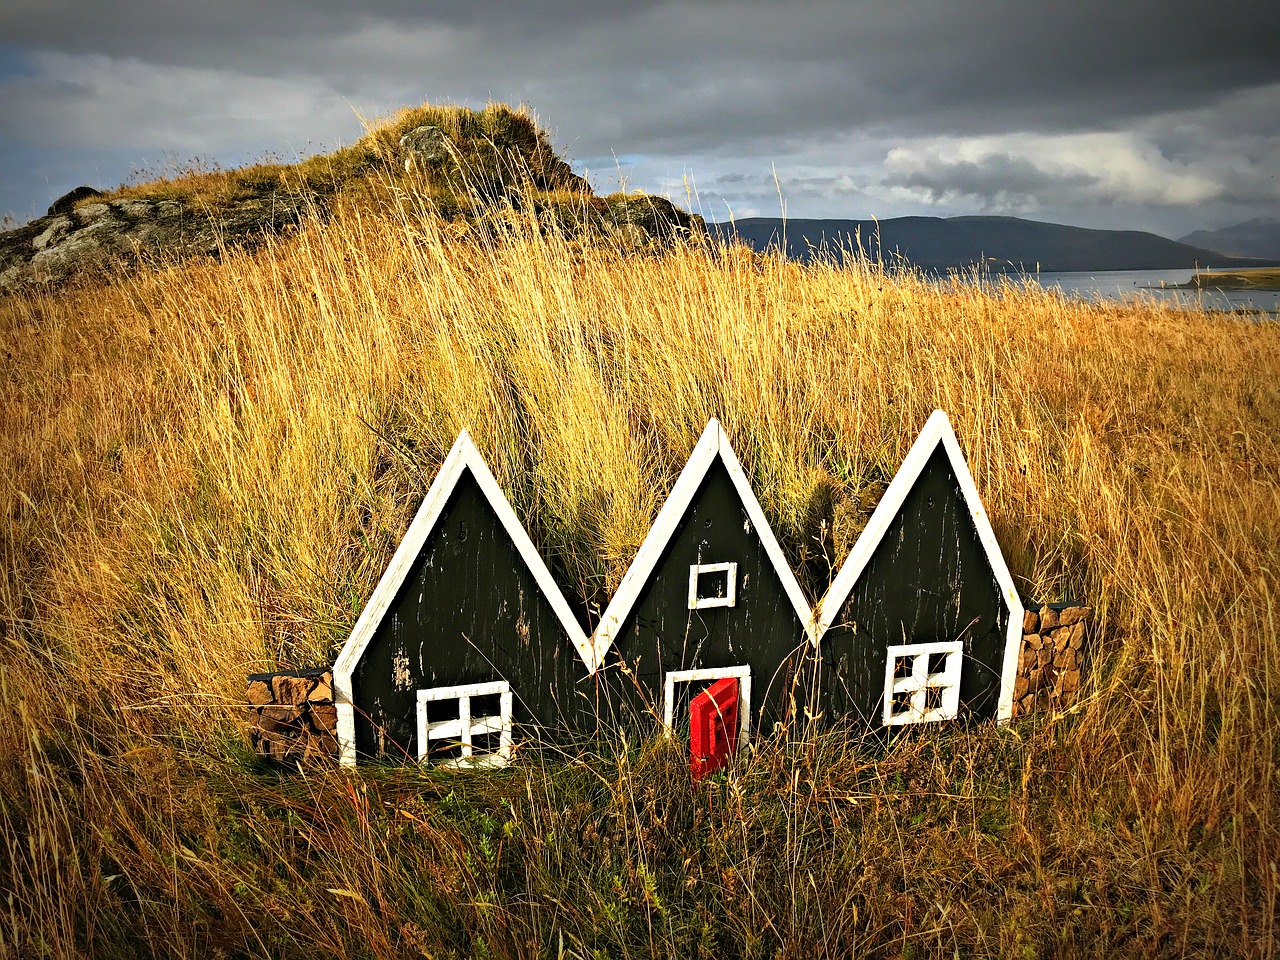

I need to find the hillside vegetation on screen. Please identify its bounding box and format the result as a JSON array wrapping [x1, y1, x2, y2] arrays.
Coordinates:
[[2, 111, 1279, 958], [1186, 267, 1280, 290], [0, 103, 699, 293]]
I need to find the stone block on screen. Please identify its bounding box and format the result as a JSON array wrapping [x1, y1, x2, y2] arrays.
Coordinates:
[[1054, 629, 1071, 654], [1022, 609, 1039, 634], [1067, 621, 1086, 650], [246, 680, 272, 706], [1014, 673, 1029, 699], [1025, 632, 1043, 651], [268, 736, 296, 764], [309, 704, 338, 734], [307, 672, 333, 702], [1058, 605, 1092, 627], [1037, 647, 1053, 668], [307, 730, 339, 758], [1039, 606, 1060, 631], [1060, 672, 1080, 695], [259, 705, 304, 734], [1059, 647, 1077, 671], [272, 674, 315, 704], [1028, 667, 1043, 692]]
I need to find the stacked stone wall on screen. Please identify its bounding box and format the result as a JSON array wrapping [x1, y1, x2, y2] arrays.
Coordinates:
[[246, 668, 339, 762], [1011, 602, 1092, 718]]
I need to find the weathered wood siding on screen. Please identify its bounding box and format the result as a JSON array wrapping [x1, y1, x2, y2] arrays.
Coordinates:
[[820, 446, 1008, 726], [352, 469, 588, 760], [595, 460, 811, 735]]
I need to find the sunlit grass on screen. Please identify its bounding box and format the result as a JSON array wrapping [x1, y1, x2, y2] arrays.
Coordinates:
[[2, 181, 1279, 957]]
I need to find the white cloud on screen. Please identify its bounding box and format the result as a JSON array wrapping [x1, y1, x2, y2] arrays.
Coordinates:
[[880, 132, 1222, 213]]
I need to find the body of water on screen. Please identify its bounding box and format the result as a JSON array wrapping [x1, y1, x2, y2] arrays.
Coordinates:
[[1003, 269, 1280, 314]]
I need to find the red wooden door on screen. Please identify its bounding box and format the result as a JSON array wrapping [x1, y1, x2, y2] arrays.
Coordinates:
[[690, 677, 739, 779]]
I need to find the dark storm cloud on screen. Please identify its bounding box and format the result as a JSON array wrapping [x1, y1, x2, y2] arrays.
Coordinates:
[[1, 0, 1278, 232]]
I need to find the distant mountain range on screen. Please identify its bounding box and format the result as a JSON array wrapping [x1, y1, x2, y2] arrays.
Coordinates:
[[1178, 218, 1280, 261], [710, 215, 1280, 272]]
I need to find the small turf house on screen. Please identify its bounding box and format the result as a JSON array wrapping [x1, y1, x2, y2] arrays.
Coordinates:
[[333, 430, 594, 767], [590, 419, 815, 771], [812, 410, 1023, 730]]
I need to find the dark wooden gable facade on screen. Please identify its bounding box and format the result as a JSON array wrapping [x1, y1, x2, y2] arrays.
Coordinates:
[[813, 410, 1023, 730], [333, 431, 593, 765], [590, 420, 814, 743]]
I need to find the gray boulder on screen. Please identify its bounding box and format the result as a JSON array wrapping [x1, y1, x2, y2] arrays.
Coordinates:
[[399, 125, 454, 171]]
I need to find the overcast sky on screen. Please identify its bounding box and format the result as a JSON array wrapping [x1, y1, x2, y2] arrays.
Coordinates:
[[2, 1, 1278, 238]]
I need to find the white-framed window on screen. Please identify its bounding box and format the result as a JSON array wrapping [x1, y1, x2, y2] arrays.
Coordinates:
[[883, 640, 963, 726], [416, 680, 513, 768], [663, 665, 751, 749], [688, 561, 738, 609]]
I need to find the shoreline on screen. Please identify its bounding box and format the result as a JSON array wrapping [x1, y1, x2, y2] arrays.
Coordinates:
[[1174, 266, 1280, 290]]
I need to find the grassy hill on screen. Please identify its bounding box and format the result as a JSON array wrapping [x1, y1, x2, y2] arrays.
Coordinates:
[[714, 215, 1279, 272], [0, 102, 700, 294], [1180, 218, 1280, 261], [2, 109, 1279, 958]]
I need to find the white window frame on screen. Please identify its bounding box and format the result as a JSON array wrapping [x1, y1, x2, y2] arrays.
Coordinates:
[[663, 665, 751, 751], [416, 680, 514, 768], [688, 561, 738, 609], [883, 640, 963, 726]]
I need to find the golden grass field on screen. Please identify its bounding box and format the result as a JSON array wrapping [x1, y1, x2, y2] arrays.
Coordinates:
[[2, 157, 1279, 957]]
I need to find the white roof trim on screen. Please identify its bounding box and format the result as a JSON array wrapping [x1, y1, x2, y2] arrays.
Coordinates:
[[812, 410, 1024, 722], [333, 430, 592, 766], [591, 419, 815, 665]]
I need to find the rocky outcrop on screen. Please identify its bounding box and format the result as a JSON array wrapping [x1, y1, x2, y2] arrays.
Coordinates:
[[47, 185, 103, 216], [0, 106, 701, 296], [601, 194, 702, 244], [399, 125, 454, 170], [1, 187, 312, 293]]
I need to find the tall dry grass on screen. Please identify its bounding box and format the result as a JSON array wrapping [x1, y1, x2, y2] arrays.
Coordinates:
[[1, 189, 1278, 958]]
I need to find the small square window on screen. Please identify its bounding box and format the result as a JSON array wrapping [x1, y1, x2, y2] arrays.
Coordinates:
[[417, 681, 513, 768], [882, 640, 963, 726], [688, 562, 738, 609]]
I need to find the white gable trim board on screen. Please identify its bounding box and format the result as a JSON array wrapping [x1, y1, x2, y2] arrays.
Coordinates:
[[332, 430, 593, 767], [590, 419, 816, 664], [812, 409, 1025, 722]]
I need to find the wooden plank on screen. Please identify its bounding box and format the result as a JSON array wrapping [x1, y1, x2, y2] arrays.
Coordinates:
[[594, 421, 813, 738]]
